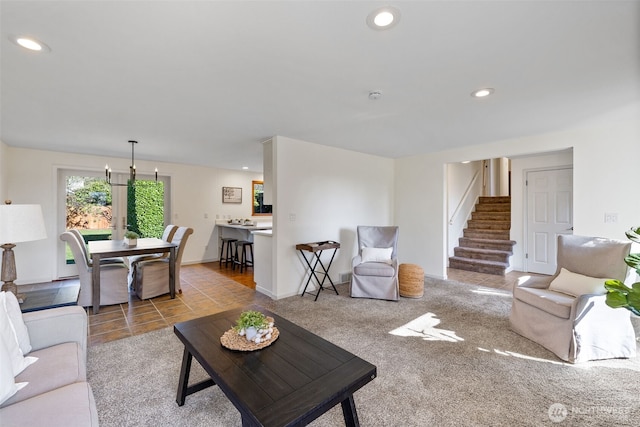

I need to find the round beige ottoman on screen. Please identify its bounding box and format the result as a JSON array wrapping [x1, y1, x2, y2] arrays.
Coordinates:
[[398, 263, 424, 298]]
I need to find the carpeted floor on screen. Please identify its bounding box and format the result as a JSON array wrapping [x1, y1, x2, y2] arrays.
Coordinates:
[[87, 279, 640, 426]]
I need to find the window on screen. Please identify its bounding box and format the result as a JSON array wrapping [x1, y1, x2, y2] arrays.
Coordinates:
[[252, 180, 272, 216]]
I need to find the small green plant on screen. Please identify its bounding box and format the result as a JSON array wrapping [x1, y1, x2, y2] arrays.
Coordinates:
[[233, 310, 269, 331], [124, 230, 140, 239], [604, 226, 640, 316]]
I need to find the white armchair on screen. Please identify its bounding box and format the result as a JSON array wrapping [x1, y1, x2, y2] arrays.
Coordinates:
[[349, 226, 399, 301], [510, 234, 636, 363]]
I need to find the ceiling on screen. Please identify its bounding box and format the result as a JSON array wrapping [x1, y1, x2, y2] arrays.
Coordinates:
[[2, 1, 638, 172]]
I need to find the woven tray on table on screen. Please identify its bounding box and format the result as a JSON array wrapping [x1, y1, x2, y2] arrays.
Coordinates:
[[220, 317, 279, 351]]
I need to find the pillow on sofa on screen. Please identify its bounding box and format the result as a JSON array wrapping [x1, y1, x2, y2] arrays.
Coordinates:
[[2, 291, 32, 354], [0, 336, 27, 405], [361, 247, 393, 264], [548, 268, 608, 297], [0, 293, 37, 376]]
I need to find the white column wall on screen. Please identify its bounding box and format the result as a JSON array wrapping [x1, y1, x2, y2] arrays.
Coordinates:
[[271, 136, 394, 299]]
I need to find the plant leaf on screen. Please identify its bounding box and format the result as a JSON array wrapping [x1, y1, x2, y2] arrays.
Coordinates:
[[625, 227, 640, 243], [606, 292, 629, 309], [604, 279, 631, 293]]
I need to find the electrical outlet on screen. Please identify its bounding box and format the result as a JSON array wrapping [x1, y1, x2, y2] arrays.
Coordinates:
[[204, 213, 208, 219], [289, 213, 296, 222], [604, 213, 618, 223]]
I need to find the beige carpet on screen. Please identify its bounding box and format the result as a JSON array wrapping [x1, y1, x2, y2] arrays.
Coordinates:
[[87, 278, 640, 426]]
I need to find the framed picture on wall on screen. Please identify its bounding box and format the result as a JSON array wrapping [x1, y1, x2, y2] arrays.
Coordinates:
[[222, 187, 242, 203]]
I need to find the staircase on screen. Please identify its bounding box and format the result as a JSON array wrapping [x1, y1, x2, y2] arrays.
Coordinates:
[[449, 196, 516, 275]]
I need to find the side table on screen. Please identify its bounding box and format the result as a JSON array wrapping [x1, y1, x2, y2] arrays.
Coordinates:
[[19, 284, 80, 313], [296, 241, 340, 301]]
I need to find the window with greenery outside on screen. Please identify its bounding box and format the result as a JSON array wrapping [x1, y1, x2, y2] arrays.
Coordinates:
[[127, 180, 165, 238]]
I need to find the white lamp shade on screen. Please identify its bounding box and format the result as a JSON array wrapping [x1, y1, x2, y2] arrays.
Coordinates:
[[0, 204, 47, 244]]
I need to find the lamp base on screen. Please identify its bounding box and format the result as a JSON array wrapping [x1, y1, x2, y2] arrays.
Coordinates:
[[0, 281, 26, 303], [1, 244, 26, 302]]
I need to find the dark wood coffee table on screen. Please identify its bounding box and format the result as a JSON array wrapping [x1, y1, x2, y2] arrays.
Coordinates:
[[174, 306, 376, 426]]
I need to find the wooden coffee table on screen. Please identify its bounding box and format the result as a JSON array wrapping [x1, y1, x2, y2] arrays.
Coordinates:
[[174, 305, 376, 426]]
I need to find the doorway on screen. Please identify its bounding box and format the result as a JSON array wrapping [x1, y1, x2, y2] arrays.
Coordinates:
[[57, 168, 171, 279]]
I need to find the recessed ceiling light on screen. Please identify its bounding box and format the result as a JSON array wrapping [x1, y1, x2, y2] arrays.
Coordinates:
[[242, 166, 249, 170], [9, 35, 51, 52], [367, 7, 400, 30], [471, 88, 495, 98]]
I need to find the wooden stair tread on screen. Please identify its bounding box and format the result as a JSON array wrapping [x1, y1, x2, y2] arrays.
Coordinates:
[[455, 247, 512, 256], [449, 256, 509, 267]]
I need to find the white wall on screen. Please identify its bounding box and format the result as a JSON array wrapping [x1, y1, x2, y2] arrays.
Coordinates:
[[4, 146, 262, 285], [396, 102, 640, 279], [447, 160, 482, 257], [0, 140, 7, 201], [271, 136, 394, 299]]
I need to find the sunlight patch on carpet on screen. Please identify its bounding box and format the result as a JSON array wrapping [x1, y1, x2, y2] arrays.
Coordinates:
[[471, 288, 512, 297], [389, 312, 464, 342], [478, 347, 568, 366]]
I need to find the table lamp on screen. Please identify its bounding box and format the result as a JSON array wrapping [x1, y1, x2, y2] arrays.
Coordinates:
[[0, 200, 47, 298]]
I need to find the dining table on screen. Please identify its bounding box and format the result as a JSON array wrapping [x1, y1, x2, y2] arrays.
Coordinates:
[[87, 238, 177, 314]]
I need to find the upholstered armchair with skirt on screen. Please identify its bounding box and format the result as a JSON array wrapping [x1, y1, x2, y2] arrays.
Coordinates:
[[60, 231, 130, 307], [132, 226, 193, 300], [127, 224, 178, 289], [509, 234, 636, 363], [349, 226, 399, 301]]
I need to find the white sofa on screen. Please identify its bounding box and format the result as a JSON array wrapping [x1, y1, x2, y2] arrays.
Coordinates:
[[0, 305, 99, 426]]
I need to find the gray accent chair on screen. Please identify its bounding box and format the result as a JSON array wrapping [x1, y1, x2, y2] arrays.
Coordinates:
[[60, 231, 130, 307], [133, 226, 193, 300], [127, 224, 178, 289], [349, 226, 400, 301], [510, 234, 637, 363]]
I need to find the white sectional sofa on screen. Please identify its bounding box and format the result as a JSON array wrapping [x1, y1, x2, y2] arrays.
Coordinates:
[[0, 305, 99, 426]]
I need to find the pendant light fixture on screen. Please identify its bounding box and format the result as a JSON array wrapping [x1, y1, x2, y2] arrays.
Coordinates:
[[105, 140, 157, 185]]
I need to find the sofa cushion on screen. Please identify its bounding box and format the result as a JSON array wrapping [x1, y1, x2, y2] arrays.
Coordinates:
[[0, 337, 27, 405], [513, 286, 573, 319], [0, 382, 99, 427], [0, 293, 37, 376], [548, 267, 608, 297], [2, 291, 31, 354], [0, 342, 85, 408], [354, 261, 395, 277]]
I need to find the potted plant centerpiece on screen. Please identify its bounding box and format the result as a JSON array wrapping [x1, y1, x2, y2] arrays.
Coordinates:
[[234, 310, 274, 344], [605, 226, 640, 315], [124, 230, 139, 247]]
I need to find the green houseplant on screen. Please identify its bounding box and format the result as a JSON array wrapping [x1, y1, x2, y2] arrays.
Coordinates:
[[233, 310, 274, 343], [604, 226, 640, 316], [124, 230, 139, 247]]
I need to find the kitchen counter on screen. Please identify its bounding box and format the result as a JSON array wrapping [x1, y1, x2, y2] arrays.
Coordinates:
[[252, 229, 273, 298]]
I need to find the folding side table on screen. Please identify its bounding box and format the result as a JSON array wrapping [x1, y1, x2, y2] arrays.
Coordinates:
[[296, 241, 340, 301]]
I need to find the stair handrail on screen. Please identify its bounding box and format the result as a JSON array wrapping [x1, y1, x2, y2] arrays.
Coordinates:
[[449, 170, 480, 225]]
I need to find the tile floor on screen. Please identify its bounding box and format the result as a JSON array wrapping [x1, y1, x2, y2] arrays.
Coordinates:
[[26, 264, 545, 346]]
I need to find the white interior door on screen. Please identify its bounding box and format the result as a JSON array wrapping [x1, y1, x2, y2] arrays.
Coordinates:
[[526, 168, 573, 274]]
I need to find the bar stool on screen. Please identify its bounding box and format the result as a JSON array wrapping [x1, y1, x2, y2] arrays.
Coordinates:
[[219, 237, 238, 267], [233, 240, 254, 273]]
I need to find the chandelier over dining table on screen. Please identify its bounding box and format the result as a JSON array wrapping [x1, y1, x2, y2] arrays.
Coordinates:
[[105, 140, 157, 185]]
